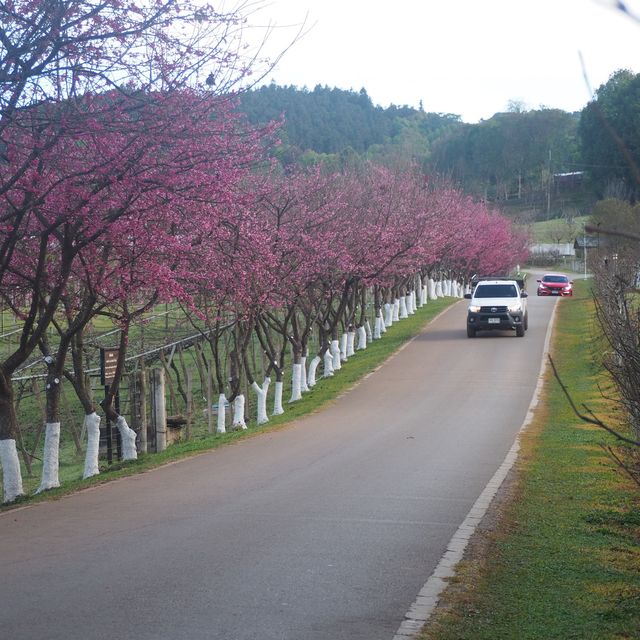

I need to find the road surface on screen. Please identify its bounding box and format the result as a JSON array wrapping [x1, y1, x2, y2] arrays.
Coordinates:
[[0, 295, 558, 640]]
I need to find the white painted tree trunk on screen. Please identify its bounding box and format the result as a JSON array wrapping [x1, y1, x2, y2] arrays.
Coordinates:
[[83, 412, 101, 479], [423, 285, 428, 303], [116, 415, 138, 461], [232, 394, 247, 430], [217, 393, 228, 433], [339, 334, 348, 362], [380, 310, 387, 333], [417, 284, 424, 307], [436, 280, 444, 297], [272, 382, 285, 415], [37, 422, 60, 493], [374, 315, 382, 340], [407, 293, 415, 315], [252, 379, 270, 425], [0, 439, 24, 502], [300, 356, 310, 392], [445, 280, 451, 296], [308, 356, 321, 387], [405, 293, 412, 314], [346, 330, 356, 356], [356, 325, 367, 350], [365, 319, 373, 342], [323, 350, 335, 377], [289, 363, 302, 402], [428, 278, 437, 299], [393, 298, 400, 321], [331, 339, 342, 370], [399, 296, 408, 319], [384, 303, 393, 327]]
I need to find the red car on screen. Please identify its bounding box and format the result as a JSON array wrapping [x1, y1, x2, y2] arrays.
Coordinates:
[[537, 273, 573, 296]]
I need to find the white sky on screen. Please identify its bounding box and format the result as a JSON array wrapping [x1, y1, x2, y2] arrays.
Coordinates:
[[243, 0, 640, 122]]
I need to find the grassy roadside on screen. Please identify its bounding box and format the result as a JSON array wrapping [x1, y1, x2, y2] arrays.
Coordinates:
[[1, 296, 458, 509], [420, 280, 640, 639]]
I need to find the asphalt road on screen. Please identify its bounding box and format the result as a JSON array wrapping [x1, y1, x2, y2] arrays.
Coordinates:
[[0, 295, 558, 640]]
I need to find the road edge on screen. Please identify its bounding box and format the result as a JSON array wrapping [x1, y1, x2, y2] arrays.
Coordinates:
[[393, 297, 559, 639]]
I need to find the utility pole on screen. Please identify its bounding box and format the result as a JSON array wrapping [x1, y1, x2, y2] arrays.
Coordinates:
[[584, 233, 587, 278], [546, 149, 551, 217]]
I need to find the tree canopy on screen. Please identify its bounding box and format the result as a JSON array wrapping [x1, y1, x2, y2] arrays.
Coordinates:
[[579, 69, 640, 201]]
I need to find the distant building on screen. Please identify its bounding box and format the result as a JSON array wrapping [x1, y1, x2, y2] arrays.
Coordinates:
[[530, 243, 575, 258], [573, 235, 600, 259], [554, 171, 585, 191]]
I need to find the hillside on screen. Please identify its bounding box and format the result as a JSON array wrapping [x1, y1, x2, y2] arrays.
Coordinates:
[[238, 83, 462, 166], [238, 84, 597, 220]]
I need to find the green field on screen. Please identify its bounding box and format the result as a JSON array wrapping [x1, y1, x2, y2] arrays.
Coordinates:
[[531, 215, 589, 243], [420, 279, 640, 639]]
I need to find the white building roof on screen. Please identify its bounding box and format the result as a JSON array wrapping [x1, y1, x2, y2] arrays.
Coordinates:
[[530, 243, 575, 256]]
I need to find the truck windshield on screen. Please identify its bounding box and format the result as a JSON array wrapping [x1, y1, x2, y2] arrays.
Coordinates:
[[474, 284, 517, 298]]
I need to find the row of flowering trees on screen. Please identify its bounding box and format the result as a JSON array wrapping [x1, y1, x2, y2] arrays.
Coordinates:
[[0, 1, 528, 503], [0, 153, 528, 502]]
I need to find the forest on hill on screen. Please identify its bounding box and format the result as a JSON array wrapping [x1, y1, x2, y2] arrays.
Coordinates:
[[238, 75, 640, 222], [239, 83, 461, 169]]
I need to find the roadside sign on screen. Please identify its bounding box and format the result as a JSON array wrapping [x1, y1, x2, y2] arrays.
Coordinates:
[[100, 348, 120, 385]]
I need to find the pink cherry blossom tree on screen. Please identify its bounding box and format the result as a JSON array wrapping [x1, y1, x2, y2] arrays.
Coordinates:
[[0, 0, 279, 502]]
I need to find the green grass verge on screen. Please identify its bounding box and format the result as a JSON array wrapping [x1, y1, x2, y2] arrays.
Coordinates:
[[420, 279, 640, 640], [2, 296, 458, 509]]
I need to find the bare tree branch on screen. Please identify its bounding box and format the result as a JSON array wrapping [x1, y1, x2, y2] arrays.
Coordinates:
[[548, 354, 640, 447], [602, 444, 640, 488]]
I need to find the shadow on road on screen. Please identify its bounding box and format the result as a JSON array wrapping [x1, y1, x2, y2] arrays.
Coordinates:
[[416, 328, 519, 342]]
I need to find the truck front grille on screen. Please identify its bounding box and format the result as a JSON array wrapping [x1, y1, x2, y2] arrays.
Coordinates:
[[480, 306, 507, 313]]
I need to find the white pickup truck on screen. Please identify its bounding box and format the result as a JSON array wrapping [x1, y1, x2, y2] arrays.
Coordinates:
[[464, 279, 528, 338]]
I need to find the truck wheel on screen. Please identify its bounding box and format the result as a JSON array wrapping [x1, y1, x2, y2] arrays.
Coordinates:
[[516, 324, 525, 337], [467, 326, 476, 338], [524, 313, 529, 331]]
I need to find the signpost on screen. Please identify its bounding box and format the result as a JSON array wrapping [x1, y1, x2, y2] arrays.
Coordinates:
[[100, 348, 121, 464], [100, 348, 119, 386]]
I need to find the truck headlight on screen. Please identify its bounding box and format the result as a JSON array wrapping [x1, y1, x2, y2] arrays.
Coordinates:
[[468, 305, 481, 313], [508, 303, 522, 313]]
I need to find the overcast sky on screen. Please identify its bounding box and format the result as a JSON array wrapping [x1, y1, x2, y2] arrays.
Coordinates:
[[243, 0, 639, 123]]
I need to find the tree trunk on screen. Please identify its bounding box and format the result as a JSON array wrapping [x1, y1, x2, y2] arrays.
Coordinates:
[[102, 327, 137, 461], [83, 412, 102, 479], [252, 379, 270, 424], [0, 367, 24, 502], [38, 346, 68, 493]]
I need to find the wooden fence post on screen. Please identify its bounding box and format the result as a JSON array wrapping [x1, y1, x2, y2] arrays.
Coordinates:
[[185, 368, 193, 440], [61, 384, 83, 455], [206, 360, 213, 434], [151, 368, 166, 452], [132, 364, 148, 454]]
